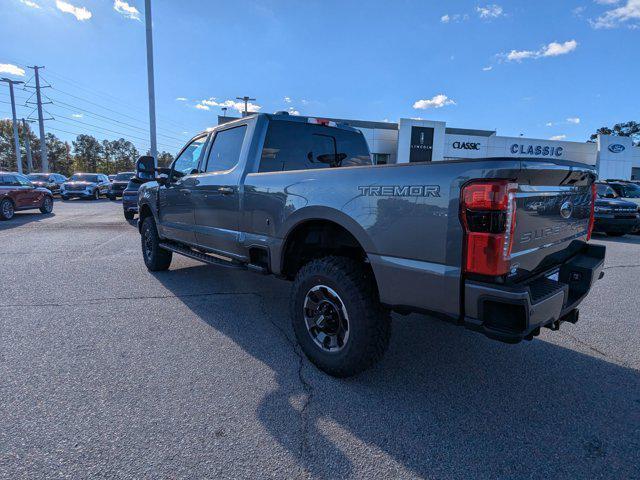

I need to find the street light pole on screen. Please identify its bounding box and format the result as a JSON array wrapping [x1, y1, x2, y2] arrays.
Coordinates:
[[144, 0, 158, 166], [1, 78, 24, 174], [236, 96, 256, 117]]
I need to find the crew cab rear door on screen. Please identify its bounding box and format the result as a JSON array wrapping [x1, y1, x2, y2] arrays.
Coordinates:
[[192, 124, 248, 258]]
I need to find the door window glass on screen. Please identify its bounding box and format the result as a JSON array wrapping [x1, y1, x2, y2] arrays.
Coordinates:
[[16, 174, 33, 186], [205, 125, 247, 172], [173, 136, 207, 177]]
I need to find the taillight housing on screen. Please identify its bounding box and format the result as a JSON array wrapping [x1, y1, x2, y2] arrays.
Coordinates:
[[587, 182, 596, 241], [460, 180, 518, 276]]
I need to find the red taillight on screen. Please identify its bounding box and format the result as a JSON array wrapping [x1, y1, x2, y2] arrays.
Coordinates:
[[461, 180, 518, 276], [587, 182, 596, 241]]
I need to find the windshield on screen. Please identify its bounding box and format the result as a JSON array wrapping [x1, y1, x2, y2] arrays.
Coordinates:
[[69, 174, 99, 183], [115, 173, 134, 181], [596, 184, 618, 198], [621, 184, 640, 198], [28, 174, 49, 181]]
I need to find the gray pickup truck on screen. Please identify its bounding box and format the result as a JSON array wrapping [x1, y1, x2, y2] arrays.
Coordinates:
[[135, 112, 605, 377]]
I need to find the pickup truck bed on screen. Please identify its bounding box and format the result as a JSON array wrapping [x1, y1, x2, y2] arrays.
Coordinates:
[[135, 113, 604, 377]]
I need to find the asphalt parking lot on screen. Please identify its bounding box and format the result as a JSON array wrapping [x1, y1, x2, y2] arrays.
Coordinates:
[[1, 199, 639, 479]]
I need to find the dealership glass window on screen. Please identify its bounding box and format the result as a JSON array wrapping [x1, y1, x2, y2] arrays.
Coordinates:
[[373, 153, 390, 165], [205, 125, 247, 172], [172, 135, 207, 176]]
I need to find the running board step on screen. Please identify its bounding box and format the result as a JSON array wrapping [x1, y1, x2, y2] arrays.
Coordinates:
[[159, 242, 245, 270]]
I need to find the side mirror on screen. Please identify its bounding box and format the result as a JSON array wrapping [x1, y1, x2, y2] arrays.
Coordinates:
[[136, 155, 156, 179]]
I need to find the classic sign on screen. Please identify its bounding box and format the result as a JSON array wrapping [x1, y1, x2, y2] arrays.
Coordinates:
[[453, 141, 481, 150], [510, 144, 564, 157]]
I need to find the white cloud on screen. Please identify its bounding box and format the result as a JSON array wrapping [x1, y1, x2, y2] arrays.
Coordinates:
[[287, 107, 300, 116], [550, 135, 567, 140], [541, 40, 578, 57], [175, 97, 187, 101], [413, 94, 456, 109], [284, 96, 292, 103], [482, 66, 493, 71], [72, 113, 83, 118], [0, 63, 25, 76], [195, 97, 262, 114], [440, 13, 468, 23], [504, 39, 578, 61], [546, 122, 554, 127], [595, 0, 620, 5], [567, 117, 581, 124], [56, 0, 92, 21], [113, 0, 141, 21], [591, 0, 640, 28], [19, 0, 41, 8], [476, 4, 504, 18]]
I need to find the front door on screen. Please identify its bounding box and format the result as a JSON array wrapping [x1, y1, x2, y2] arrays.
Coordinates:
[[15, 174, 40, 207], [158, 135, 208, 244], [193, 124, 247, 257]]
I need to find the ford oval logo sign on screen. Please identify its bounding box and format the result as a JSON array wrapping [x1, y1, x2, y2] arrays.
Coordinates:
[[560, 201, 574, 219], [608, 143, 625, 153]]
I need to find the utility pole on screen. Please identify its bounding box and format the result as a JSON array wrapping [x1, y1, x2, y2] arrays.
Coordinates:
[[28, 66, 49, 173], [236, 96, 255, 117], [144, 0, 158, 165], [22, 119, 34, 174], [1, 78, 24, 174]]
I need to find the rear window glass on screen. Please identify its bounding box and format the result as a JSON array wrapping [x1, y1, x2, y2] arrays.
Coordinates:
[[259, 121, 371, 173]]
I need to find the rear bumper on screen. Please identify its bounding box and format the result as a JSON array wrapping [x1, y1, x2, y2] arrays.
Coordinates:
[[463, 243, 605, 343], [593, 216, 639, 233]]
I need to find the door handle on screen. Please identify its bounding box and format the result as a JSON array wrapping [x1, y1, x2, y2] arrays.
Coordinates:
[[180, 189, 191, 195], [217, 187, 234, 195]]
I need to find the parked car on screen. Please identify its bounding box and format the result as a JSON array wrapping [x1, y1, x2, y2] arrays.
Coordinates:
[[0, 171, 54, 220], [61, 173, 111, 200], [606, 181, 640, 210], [593, 182, 639, 236], [27, 173, 67, 195], [108, 171, 135, 200], [135, 112, 605, 377], [108, 174, 116, 182], [122, 177, 145, 220]]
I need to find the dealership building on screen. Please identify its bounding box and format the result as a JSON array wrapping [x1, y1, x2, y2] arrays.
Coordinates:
[[219, 115, 640, 180]]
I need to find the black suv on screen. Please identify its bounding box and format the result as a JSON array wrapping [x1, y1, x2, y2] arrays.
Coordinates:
[[122, 177, 146, 220], [108, 171, 135, 200], [593, 182, 639, 236], [27, 173, 67, 195]]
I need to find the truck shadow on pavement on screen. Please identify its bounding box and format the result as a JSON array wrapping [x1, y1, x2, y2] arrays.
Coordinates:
[[153, 263, 640, 479]]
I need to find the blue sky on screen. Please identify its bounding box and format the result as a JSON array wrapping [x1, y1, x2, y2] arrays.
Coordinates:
[[0, 0, 638, 154]]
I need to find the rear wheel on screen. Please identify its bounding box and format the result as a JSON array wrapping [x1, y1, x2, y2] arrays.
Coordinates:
[[0, 198, 15, 220], [290, 256, 391, 377], [141, 216, 172, 271], [61, 195, 69, 201], [39, 196, 54, 214]]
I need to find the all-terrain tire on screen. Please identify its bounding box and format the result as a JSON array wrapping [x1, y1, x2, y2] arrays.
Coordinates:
[[290, 256, 391, 377], [140, 216, 172, 271]]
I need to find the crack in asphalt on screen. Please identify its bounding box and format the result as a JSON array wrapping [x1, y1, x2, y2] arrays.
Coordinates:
[[253, 292, 314, 470], [0, 291, 285, 308], [559, 332, 630, 368], [603, 264, 640, 270]]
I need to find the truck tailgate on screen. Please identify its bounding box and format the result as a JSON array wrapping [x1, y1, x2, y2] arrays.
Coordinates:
[[508, 161, 595, 281]]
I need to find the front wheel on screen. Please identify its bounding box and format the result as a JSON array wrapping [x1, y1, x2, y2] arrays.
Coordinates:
[[290, 256, 391, 377], [39, 196, 54, 214], [0, 198, 15, 220], [123, 209, 135, 220], [140, 216, 172, 271]]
